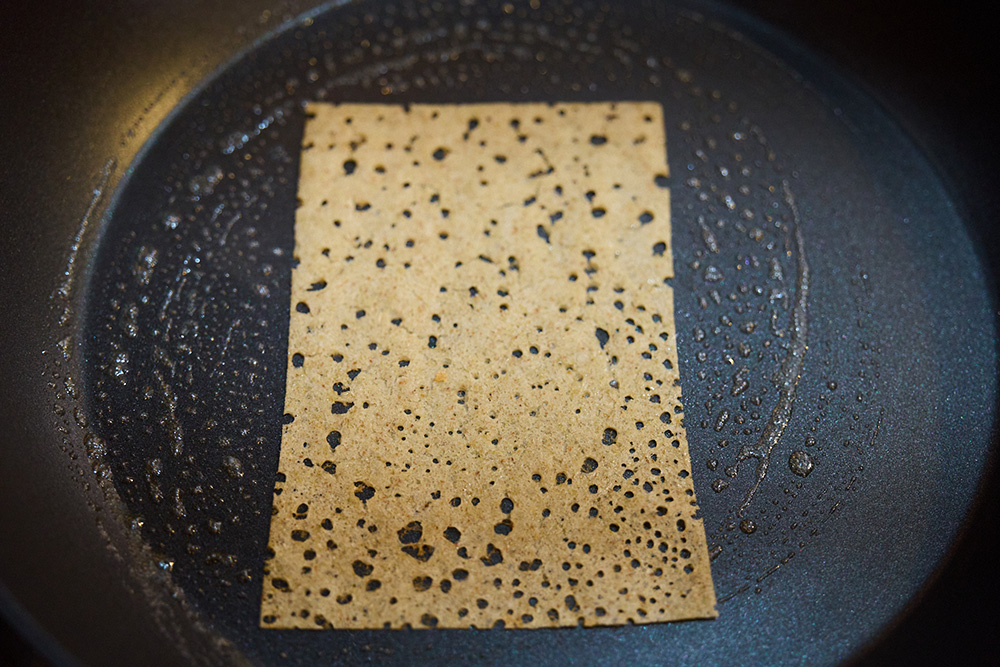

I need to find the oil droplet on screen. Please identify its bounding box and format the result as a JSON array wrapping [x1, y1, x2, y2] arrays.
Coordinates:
[[739, 519, 757, 534], [789, 450, 814, 477], [112, 352, 130, 385], [703, 265, 723, 283], [133, 246, 159, 286], [223, 455, 245, 478], [84, 433, 105, 457]]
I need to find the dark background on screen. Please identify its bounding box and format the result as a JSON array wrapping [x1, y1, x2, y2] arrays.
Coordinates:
[[1, 0, 997, 664]]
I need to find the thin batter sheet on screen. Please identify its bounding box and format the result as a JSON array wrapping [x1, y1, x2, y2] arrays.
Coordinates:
[[261, 102, 717, 629]]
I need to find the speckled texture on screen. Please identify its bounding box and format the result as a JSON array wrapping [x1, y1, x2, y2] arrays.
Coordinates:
[[261, 102, 717, 628]]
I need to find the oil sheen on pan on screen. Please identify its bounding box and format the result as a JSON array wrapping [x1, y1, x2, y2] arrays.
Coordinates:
[[260, 102, 717, 629]]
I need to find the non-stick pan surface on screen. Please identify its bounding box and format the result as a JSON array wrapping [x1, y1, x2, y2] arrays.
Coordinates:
[[1, 1, 997, 665]]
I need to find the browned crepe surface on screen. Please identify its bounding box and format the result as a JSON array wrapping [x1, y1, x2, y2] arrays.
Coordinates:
[[261, 102, 717, 629]]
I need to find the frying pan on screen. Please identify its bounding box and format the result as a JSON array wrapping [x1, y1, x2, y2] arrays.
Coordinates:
[[1, 0, 997, 664]]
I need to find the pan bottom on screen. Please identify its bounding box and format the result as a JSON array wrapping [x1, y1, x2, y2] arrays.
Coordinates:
[[75, 0, 996, 664]]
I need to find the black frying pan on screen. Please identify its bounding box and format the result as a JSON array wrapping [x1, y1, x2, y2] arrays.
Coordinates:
[[1, 1, 997, 665]]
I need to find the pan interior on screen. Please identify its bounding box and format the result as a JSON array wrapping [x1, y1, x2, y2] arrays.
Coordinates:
[[80, 0, 996, 664]]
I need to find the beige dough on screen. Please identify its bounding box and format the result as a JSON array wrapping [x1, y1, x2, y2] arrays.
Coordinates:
[[260, 102, 717, 629]]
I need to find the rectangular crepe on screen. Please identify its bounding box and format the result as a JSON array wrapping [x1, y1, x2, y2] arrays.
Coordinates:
[[260, 102, 717, 629]]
